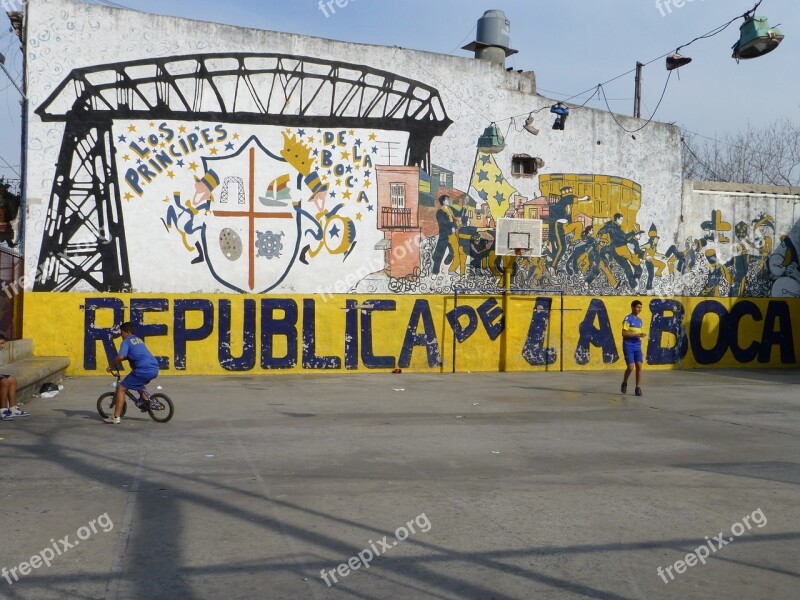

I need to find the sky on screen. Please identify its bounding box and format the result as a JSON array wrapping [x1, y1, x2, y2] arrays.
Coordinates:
[[0, 0, 796, 189]]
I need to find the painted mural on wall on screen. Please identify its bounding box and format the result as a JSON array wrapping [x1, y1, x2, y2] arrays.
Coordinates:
[[28, 46, 797, 300]]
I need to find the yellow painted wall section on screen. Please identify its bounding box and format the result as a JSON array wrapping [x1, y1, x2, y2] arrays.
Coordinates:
[[24, 293, 799, 375]]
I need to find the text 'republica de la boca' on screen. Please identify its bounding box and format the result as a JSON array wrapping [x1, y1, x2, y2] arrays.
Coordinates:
[[81, 296, 795, 371]]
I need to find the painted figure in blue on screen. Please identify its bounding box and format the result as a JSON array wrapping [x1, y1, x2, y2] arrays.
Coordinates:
[[162, 169, 220, 264], [431, 194, 461, 275], [598, 213, 642, 289], [547, 186, 587, 270], [701, 249, 733, 296], [621, 299, 646, 396]]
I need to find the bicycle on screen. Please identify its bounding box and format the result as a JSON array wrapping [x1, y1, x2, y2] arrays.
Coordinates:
[[96, 368, 174, 423]]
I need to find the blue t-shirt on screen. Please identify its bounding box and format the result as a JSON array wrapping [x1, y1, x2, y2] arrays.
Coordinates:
[[622, 314, 643, 349], [119, 335, 159, 373]]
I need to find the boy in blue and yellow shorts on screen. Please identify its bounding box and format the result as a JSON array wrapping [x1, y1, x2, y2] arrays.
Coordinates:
[[104, 322, 159, 424], [621, 300, 647, 396]]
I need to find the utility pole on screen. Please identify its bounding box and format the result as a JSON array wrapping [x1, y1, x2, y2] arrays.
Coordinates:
[[633, 62, 643, 118]]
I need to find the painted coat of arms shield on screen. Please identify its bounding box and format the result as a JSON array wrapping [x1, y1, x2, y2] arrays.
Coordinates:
[[201, 136, 302, 293]]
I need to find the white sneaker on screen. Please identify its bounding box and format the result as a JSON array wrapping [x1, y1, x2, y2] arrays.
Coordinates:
[[9, 407, 29, 417], [0, 409, 13, 421], [103, 415, 121, 424]]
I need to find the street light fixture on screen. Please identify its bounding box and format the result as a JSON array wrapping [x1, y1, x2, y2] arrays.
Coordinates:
[[732, 15, 784, 61]]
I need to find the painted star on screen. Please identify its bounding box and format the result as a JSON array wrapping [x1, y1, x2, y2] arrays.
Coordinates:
[[123, 192, 134, 201], [329, 223, 341, 238], [195, 126, 201, 131], [494, 191, 505, 203], [198, 143, 205, 149], [329, 190, 337, 198], [369, 132, 377, 141], [495, 174, 504, 183], [138, 136, 145, 143], [149, 122, 155, 127], [298, 129, 306, 137], [479, 190, 489, 201], [122, 154, 131, 162], [363, 179, 371, 188], [348, 130, 355, 136], [188, 161, 199, 171], [345, 165, 352, 173], [233, 132, 240, 140], [209, 147, 219, 155], [177, 159, 185, 167], [178, 125, 187, 133], [354, 139, 361, 147], [167, 170, 175, 179], [160, 142, 166, 149], [136, 159, 142, 165], [477, 170, 489, 182], [356, 212, 362, 221], [128, 124, 137, 133], [342, 190, 352, 200], [371, 146, 378, 154], [366, 204, 374, 211], [308, 135, 315, 144], [312, 149, 319, 156], [340, 151, 350, 161], [364, 170, 371, 178], [225, 142, 234, 151], [330, 144, 336, 150], [480, 155, 491, 164], [117, 135, 127, 143], [159, 132, 166, 138]]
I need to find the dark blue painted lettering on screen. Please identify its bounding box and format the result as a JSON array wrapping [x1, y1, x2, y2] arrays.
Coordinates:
[[759, 301, 795, 364], [83, 297, 125, 370], [130, 298, 169, 369], [399, 300, 441, 368], [689, 300, 729, 365], [575, 299, 618, 365], [361, 300, 396, 369], [729, 301, 761, 363], [173, 299, 214, 370], [646, 299, 688, 365], [522, 298, 557, 366], [446, 305, 478, 343], [218, 299, 256, 371], [261, 299, 298, 369], [302, 299, 341, 369], [476, 298, 504, 341]]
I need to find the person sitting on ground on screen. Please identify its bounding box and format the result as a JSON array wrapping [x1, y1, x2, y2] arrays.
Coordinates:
[[104, 322, 160, 424], [0, 334, 29, 420]]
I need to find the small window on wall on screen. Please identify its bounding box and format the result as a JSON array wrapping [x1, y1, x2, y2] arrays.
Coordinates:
[[511, 155, 542, 177]]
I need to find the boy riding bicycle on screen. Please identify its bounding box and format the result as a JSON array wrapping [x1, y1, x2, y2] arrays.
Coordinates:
[[104, 322, 159, 424]]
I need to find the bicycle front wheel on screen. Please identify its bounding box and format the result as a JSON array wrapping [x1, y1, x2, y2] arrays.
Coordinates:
[[97, 392, 127, 418], [147, 393, 174, 423]]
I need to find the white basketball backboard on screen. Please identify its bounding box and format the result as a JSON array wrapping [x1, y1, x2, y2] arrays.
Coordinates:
[[495, 218, 543, 257]]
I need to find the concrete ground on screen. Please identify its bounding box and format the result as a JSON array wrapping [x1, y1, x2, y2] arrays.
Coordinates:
[[0, 369, 798, 600]]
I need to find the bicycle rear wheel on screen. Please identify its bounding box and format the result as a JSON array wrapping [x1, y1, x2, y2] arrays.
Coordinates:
[[147, 393, 174, 423], [96, 392, 127, 418]]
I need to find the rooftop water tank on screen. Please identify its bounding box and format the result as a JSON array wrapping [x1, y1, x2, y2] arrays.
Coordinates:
[[462, 9, 518, 67], [477, 10, 511, 49]]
